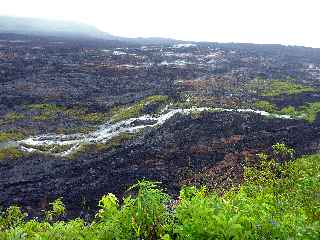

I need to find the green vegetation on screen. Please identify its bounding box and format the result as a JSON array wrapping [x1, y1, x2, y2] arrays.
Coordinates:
[[299, 102, 320, 122], [65, 108, 109, 123], [248, 78, 317, 97], [28, 103, 109, 123], [0, 147, 25, 161], [29, 103, 66, 121], [54, 126, 97, 135], [279, 105, 298, 116], [45, 198, 66, 222], [0, 112, 25, 125], [254, 100, 277, 112], [31, 113, 51, 121], [190, 110, 203, 119], [28, 103, 65, 112], [2, 96, 169, 135], [1, 144, 319, 239], [111, 95, 169, 123], [255, 100, 320, 123], [78, 112, 108, 123], [0, 131, 25, 142], [262, 80, 316, 96]]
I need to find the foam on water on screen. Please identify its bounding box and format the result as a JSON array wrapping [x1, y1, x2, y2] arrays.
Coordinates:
[[14, 107, 293, 156]]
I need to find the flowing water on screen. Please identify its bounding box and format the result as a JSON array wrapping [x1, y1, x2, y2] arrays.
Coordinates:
[[2, 107, 293, 157]]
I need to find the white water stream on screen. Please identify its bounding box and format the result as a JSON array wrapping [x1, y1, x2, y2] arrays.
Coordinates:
[[11, 107, 292, 157]]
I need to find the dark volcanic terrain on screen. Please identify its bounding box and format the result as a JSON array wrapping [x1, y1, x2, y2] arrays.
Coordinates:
[[0, 33, 320, 217]]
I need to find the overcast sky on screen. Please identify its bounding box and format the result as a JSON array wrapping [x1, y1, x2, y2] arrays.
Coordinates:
[[1, 0, 319, 48]]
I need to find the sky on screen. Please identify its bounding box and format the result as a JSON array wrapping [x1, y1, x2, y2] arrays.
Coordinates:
[[1, 0, 320, 48]]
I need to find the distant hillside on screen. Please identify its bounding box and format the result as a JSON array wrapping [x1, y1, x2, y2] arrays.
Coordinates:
[[0, 16, 116, 39], [0, 16, 181, 45]]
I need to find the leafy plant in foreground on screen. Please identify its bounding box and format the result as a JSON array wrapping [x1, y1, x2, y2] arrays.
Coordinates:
[[0, 206, 27, 231], [45, 198, 66, 222], [0, 144, 319, 239], [96, 180, 171, 240]]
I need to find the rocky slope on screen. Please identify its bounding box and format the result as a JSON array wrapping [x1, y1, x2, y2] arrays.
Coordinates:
[[1, 110, 320, 217], [0, 33, 320, 217]]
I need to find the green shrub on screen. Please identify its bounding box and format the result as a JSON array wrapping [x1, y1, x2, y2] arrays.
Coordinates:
[[175, 192, 248, 240], [279, 105, 298, 116], [174, 145, 319, 239], [0, 145, 319, 239], [272, 142, 295, 160], [0, 206, 27, 231], [277, 102, 320, 123], [45, 198, 66, 222], [96, 180, 171, 239], [300, 102, 320, 122]]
